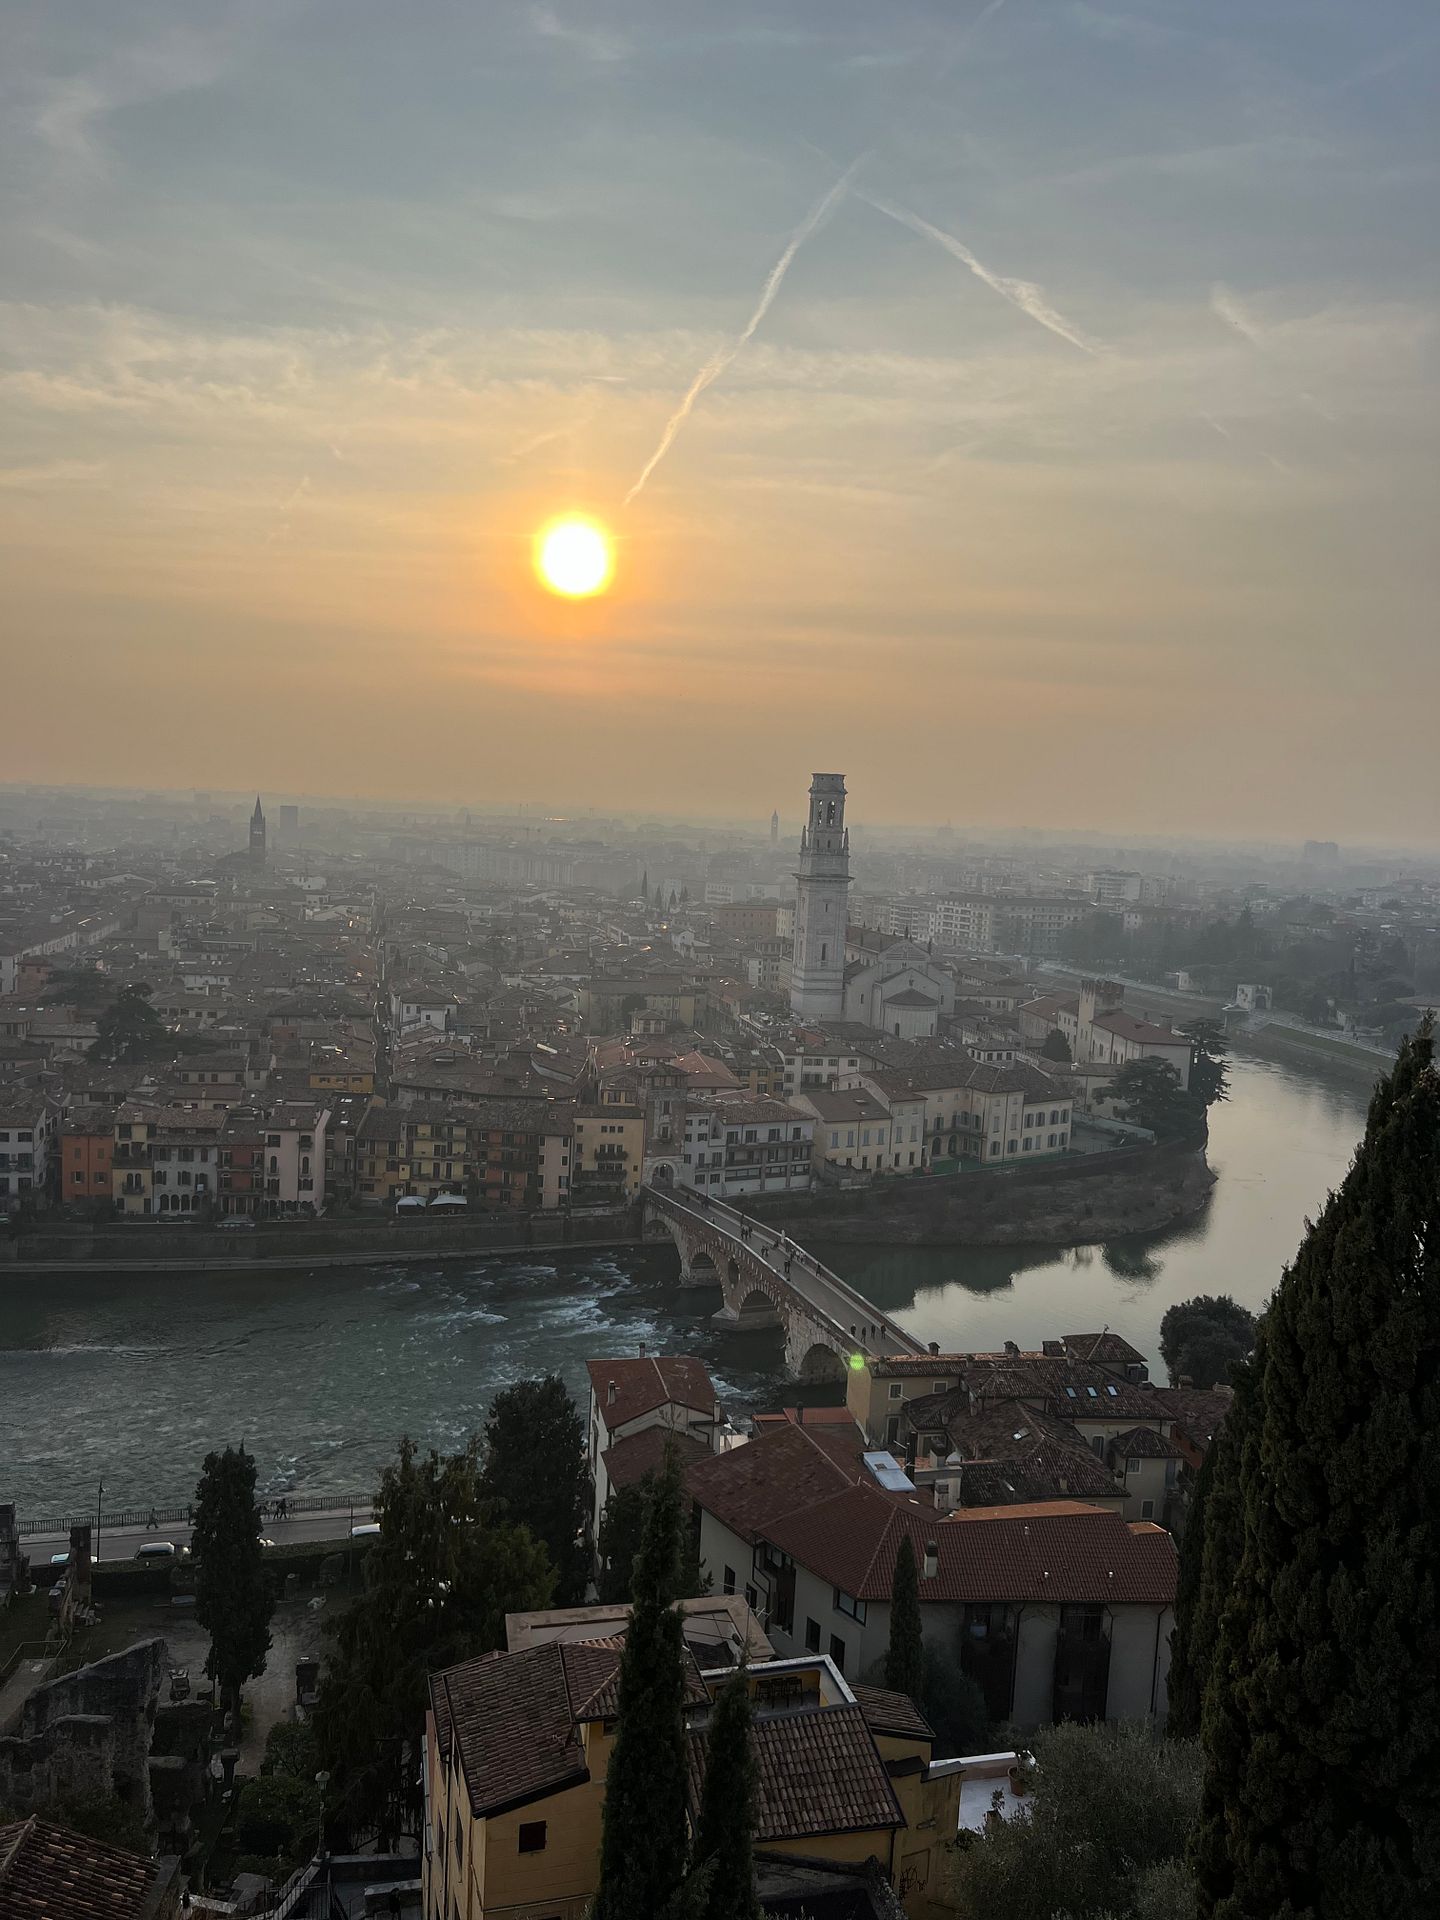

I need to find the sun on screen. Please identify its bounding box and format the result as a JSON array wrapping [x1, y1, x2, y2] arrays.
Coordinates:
[[535, 516, 614, 598]]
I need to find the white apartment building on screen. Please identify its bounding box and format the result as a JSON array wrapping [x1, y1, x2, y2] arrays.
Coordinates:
[[677, 1098, 815, 1198]]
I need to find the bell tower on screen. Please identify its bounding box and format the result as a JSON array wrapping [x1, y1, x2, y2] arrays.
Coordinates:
[[789, 773, 850, 1022], [249, 796, 267, 869]]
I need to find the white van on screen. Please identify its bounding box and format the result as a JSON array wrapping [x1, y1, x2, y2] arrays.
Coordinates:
[[350, 1522, 381, 1539], [135, 1540, 180, 1562]]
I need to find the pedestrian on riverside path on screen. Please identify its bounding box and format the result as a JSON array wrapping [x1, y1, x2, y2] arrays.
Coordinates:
[[146, 1509, 158, 1530]]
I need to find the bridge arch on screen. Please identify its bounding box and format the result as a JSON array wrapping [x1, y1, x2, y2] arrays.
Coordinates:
[[798, 1343, 848, 1385]]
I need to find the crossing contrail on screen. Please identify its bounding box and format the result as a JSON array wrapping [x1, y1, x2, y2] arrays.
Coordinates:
[[623, 154, 866, 505], [861, 189, 1097, 355]]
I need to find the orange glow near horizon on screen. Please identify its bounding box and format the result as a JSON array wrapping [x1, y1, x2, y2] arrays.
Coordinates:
[[534, 516, 614, 598]]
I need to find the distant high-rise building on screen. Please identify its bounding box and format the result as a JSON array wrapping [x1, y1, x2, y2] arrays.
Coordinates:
[[770, 809, 779, 845], [790, 774, 850, 1022], [249, 796, 267, 868]]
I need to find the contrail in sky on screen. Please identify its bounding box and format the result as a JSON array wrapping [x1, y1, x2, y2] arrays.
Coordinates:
[[861, 190, 1097, 354], [623, 154, 866, 505]]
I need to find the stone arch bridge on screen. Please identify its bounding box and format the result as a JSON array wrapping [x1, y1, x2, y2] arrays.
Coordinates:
[[641, 1184, 926, 1382]]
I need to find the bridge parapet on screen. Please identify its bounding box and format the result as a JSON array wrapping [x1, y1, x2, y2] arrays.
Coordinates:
[[641, 1183, 925, 1379]]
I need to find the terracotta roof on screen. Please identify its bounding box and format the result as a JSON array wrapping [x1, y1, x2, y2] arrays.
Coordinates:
[[851, 1683, 934, 1744], [0, 1818, 155, 1920], [760, 1486, 1177, 1606], [685, 1424, 866, 1544], [587, 1356, 719, 1433], [1090, 1011, 1187, 1047], [432, 1642, 590, 1817], [686, 1704, 904, 1842], [1148, 1384, 1233, 1450], [1057, 1331, 1149, 1368], [433, 1637, 707, 1818], [602, 1426, 711, 1492]]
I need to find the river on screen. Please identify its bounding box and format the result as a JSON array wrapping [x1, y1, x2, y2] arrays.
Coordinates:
[[0, 1051, 1374, 1515]]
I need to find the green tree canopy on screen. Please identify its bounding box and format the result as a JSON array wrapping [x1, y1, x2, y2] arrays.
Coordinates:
[[1179, 1020, 1230, 1108], [1041, 1027, 1073, 1062], [693, 1670, 761, 1920], [480, 1374, 592, 1603], [1158, 1295, 1257, 1389], [313, 1435, 554, 1842], [1111, 1057, 1195, 1136], [235, 1772, 320, 1868], [885, 1538, 923, 1703], [93, 982, 167, 1063], [949, 1721, 1201, 1920], [593, 1446, 692, 1920], [1192, 1023, 1440, 1918], [191, 1444, 274, 1727]]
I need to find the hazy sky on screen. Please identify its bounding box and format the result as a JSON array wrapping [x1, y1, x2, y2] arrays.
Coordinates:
[[3, 1, 1438, 840]]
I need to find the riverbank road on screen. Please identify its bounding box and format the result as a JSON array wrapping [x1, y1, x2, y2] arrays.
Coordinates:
[[24, 1503, 375, 1558]]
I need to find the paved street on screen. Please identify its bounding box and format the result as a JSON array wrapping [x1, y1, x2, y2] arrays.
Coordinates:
[[25, 1503, 374, 1557]]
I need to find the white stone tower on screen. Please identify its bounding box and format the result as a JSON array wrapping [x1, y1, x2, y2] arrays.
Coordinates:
[[790, 773, 850, 1021]]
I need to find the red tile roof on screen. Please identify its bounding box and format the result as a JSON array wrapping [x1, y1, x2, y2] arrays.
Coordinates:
[[757, 1485, 1177, 1606], [602, 1426, 711, 1492], [432, 1636, 707, 1818], [685, 1424, 867, 1544], [686, 1704, 904, 1842], [0, 1818, 156, 1920], [852, 1683, 934, 1744], [587, 1355, 719, 1433]]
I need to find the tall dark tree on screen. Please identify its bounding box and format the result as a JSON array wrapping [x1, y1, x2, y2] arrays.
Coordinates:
[[480, 1375, 591, 1603], [597, 1474, 709, 1605], [1192, 1025, 1440, 1918], [1041, 1028, 1073, 1063], [314, 1436, 554, 1840], [191, 1445, 275, 1728], [693, 1670, 761, 1920], [1112, 1057, 1194, 1135], [1180, 1021, 1230, 1109], [1159, 1295, 1257, 1389], [593, 1447, 691, 1920], [1166, 1399, 1247, 1741], [885, 1538, 924, 1703], [93, 982, 166, 1063]]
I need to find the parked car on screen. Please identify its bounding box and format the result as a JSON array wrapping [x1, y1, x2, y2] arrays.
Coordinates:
[[135, 1540, 187, 1562], [350, 1522, 381, 1539], [218, 1217, 257, 1231]]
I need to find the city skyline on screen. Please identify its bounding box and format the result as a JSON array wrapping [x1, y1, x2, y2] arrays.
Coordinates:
[[4, 1, 1438, 838]]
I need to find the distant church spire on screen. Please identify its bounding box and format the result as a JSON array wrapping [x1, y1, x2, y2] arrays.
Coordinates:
[[249, 796, 267, 869], [770, 808, 779, 845]]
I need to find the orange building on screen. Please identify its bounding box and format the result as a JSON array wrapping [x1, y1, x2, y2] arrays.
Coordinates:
[[61, 1104, 116, 1204]]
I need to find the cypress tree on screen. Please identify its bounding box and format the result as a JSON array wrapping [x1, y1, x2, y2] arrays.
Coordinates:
[[191, 1444, 275, 1731], [885, 1537, 924, 1703], [1192, 1023, 1440, 1918], [694, 1670, 762, 1920], [593, 1445, 691, 1920], [1166, 1386, 1249, 1739]]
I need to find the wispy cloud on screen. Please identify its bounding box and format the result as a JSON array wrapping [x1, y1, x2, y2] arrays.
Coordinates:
[[529, 5, 628, 66], [862, 191, 1098, 354], [32, 32, 232, 170], [623, 155, 866, 504]]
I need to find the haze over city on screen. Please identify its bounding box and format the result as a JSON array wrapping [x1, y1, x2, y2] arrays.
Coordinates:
[[3, 1, 1438, 840]]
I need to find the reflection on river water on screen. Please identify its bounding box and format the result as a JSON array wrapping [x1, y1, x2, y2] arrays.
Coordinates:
[[0, 1051, 1372, 1513], [816, 1051, 1372, 1367]]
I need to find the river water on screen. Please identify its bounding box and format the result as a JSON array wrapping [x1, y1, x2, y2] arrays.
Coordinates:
[[0, 1052, 1374, 1515]]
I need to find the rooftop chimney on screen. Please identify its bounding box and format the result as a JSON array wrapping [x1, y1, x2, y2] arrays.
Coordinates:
[[928, 1340, 940, 1356], [607, 1380, 617, 1407], [922, 1540, 938, 1580]]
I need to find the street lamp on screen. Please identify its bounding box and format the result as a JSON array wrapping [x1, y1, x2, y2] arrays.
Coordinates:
[[95, 1480, 103, 1567]]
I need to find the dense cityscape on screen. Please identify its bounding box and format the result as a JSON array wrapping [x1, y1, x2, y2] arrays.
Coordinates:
[[0, 775, 1435, 1914], [5, 0, 1438, 1911]]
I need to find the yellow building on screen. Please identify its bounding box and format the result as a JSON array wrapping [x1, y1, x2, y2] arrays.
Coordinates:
[[422, 1645, 960, 1920], [568, 1105, 643, 1203]]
